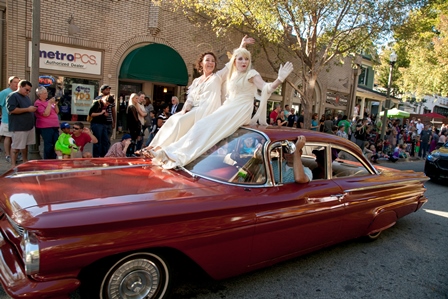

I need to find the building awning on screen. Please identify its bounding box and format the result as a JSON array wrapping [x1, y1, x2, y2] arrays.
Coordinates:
[[119, 44, 188, 86], [357, 85, 400, 104]]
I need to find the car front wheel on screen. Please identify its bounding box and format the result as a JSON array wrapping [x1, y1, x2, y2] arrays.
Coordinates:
[[99, 252, 170, 299]]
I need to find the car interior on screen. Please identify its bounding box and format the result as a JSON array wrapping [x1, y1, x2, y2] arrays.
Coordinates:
[[184, 129, 372, 185]]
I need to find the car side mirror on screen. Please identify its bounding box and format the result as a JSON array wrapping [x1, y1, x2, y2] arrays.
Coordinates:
[[283, 140, 296, 154]]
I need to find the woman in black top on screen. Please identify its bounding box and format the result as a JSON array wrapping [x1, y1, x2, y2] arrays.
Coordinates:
[[276, 111, 287, 126], [156, 104, 170, 134], [354, 118, 369, 149], [89, 96, 110, 157], [126, 93, 145, 155]]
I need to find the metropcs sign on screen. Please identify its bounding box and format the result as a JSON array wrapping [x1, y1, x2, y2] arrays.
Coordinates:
[[28, 42, 102, 75]]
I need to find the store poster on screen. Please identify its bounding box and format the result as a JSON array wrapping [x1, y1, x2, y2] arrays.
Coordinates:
[[71, 84, 95, 115]]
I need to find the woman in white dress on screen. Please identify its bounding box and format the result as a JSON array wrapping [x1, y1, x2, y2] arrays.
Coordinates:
[[149, 47, 293, 169], [143, 36, 255, 151]]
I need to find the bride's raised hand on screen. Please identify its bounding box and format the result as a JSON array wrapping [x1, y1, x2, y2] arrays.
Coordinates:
[[240, 35, 255, 48], [277, 62, 294, 83]]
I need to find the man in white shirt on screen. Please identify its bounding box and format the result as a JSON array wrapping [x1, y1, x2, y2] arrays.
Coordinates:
[[416, 119, 424, 135]]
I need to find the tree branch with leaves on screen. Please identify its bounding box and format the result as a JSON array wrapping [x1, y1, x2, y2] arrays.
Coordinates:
[[170, 0, 423, 128]]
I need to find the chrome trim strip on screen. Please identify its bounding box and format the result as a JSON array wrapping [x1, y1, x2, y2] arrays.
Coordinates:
[[178, 166, 197, 179], [6, 164, 148, 178], [187, 172, 271, 188], [343, 179, 426, 193], [6, 215, 24, 236]]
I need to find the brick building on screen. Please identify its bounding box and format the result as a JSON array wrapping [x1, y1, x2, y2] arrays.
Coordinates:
[[0, 0, 386, 126]]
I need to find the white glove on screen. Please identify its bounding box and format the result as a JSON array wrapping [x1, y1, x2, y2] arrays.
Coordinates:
[[277, 62, 293, 83]]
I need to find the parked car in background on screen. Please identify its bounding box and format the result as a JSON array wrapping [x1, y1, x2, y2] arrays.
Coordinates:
[[425, 141, 448, 181], [0, 126, 428, 299]]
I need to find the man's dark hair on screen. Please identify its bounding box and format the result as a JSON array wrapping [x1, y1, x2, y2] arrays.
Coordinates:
[[74, 122, 84, 129], [19, 80, 32, 88]]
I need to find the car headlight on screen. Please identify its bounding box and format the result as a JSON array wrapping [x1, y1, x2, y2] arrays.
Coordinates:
[[20, 231, 40, 275], [427, 152, 440, 162]]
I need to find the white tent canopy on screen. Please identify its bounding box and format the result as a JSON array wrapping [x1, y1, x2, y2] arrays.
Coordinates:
[[379, 108, 410, 118]]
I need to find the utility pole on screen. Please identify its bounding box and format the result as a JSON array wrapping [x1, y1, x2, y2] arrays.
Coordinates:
[[28, 0, 41, 159]]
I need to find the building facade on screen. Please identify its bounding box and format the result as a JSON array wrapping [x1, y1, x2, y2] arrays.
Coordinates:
[[0, 0, 390, 128]]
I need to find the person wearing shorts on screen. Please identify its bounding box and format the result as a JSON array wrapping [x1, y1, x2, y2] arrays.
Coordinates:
[[0, 76, 20, 162], [6, 80, 37, 168]]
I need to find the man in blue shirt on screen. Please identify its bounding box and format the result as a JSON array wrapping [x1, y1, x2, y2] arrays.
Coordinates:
[[0, 76, 20, 163], [272, 135, 313, 184]]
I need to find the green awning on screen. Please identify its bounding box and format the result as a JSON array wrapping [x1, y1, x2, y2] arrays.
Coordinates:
[[119, 44, 188, 86]]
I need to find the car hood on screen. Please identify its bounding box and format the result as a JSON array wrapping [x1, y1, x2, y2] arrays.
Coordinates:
[[0, 158, 221, 228], [431, 146, 448, 155]]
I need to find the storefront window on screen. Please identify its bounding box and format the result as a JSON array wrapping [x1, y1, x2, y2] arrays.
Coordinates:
[[39, 74, 99, 121]]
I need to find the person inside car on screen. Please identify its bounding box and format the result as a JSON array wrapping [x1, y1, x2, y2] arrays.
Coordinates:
[[272, 135, 313, 184]]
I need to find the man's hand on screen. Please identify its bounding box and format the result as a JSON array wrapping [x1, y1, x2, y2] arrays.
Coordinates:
[[28, 106, 37, 113], [296, 135, 306, 152]]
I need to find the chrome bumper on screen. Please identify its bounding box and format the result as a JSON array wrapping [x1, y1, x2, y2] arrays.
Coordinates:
[[0, 232, 79, 299]]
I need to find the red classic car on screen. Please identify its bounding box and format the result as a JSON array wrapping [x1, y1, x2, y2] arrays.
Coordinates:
[[0, 126, 428, 299]]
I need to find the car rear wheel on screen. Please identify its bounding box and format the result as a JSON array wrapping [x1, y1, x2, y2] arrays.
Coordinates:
[[99, 252, 170, 299]]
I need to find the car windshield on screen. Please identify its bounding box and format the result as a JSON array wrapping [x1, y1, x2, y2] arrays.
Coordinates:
[[184, 128, 267, 184]]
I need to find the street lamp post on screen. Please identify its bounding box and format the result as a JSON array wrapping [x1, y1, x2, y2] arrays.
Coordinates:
[[380, 51, 397, 143]]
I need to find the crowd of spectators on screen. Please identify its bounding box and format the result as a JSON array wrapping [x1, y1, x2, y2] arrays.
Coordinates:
[[0, 76, 177, 165], [268, 104, 447, 164]]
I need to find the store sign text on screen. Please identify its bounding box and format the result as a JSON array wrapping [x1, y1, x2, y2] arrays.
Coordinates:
[[28, 42, 102, 75]]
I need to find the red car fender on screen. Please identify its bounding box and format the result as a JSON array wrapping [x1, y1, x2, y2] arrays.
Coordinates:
[[367, 210, 397, 235]]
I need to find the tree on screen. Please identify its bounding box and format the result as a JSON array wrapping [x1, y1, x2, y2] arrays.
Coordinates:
[[393, 1, 448, 99], [170, 0, 423, 128]]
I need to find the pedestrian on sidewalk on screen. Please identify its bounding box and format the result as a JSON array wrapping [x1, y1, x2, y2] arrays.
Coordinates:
[[419, 124, 432, 159], [34, 86, 59, 159], [6, 80, 37, 168], [0, 76, 20, 163]]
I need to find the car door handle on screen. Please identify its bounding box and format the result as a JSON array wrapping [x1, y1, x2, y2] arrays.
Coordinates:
[[332, 194, 345, 202]]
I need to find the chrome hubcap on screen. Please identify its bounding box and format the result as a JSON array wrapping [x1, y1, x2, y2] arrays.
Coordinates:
[[108, 259, 160, 299]]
